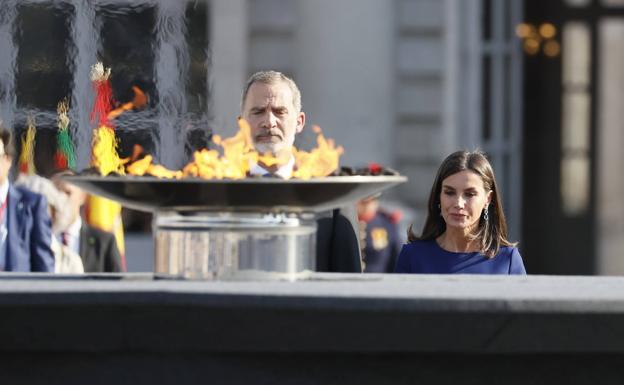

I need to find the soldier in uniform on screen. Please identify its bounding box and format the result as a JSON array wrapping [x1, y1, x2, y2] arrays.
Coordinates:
[[357, 194, 403, 273]]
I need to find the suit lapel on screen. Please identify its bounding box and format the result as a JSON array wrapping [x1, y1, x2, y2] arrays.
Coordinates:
[[6, 186, 24, 271], [79, 225, 88, 268], [79, 224, 95, 271]]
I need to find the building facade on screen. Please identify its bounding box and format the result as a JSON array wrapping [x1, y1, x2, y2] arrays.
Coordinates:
[[6, 0, 624, 275], [211, 0, 524, 245]]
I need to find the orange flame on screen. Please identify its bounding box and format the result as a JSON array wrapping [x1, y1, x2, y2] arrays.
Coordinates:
[[293, 125, 343, 179], [126, 154, 183, 179], [125, 119, 343, 180], [108, 86, 148, 120]]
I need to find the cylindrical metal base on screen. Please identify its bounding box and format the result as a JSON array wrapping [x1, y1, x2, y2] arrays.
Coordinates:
[[154, 212, 316, 280]]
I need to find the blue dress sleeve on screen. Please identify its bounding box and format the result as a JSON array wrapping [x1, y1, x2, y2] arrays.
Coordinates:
[[509, 247, 526, 275], [394, 244, 412, 273]]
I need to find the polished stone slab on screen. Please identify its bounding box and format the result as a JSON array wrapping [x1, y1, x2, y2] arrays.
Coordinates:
[[1, 273, 623, 384]]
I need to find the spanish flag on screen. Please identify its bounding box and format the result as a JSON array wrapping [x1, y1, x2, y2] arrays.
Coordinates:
[[18, 117, 37, 175], [86, 62, 126, 270]]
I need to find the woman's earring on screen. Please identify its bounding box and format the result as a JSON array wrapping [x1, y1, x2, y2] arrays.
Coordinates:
[[438, 203, 442, 217], [483, 206, 489, 221]]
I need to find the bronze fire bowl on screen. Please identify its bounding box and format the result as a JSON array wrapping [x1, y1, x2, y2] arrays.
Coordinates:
[[63, 175, 407, 213]]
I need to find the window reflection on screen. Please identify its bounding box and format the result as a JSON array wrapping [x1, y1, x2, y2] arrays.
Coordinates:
[[601, 0, 624, 6], [565, 0, 591, 7], [597, 19, 624, 273], [561, 157, 590, 214], [561, 22, 591, 216]]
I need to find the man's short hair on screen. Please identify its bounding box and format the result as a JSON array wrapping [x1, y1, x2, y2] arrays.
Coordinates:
[[0, 127, 15, 158], [241, 70, 302, 113]]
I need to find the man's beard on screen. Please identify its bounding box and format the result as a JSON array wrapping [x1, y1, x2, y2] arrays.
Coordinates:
[[253, 140, 286, 155]]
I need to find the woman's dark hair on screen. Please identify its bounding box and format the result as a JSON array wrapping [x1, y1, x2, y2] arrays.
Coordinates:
[[407, 150, 515, 258]]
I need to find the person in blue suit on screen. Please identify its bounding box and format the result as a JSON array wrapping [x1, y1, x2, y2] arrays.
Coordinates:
[[0, 128, 54, 272], [395, 150, 526, 275], [357, 194, 402, 273]]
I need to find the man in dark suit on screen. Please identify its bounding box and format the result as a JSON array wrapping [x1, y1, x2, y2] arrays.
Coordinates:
[[0, 128, 54, 272], [52, 173, 122, 273], [240, 70, 361, 272], [78, 224, 122, 272], [315, 208, 362, 272]]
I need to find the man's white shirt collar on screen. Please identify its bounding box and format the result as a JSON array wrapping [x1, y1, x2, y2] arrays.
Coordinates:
[[59, 217, 82, 256], [0, 179, 9, 204], [66, 217, 82, 238], [0, 179, 10, 256], [249, 156, 295, 179]]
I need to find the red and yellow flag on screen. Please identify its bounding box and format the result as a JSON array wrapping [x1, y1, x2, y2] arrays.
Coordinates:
[[86, 62, 126, 270], [18, 117, 37, 175]]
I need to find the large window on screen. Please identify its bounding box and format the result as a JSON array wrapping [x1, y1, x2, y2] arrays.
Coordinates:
[[0, 0, 210, 174], [480, 1, 524, 244]]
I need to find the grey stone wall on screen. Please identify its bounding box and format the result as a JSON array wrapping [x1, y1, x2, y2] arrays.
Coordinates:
[[394, 0, 449, 227], [3, 273, 624, 384], [210, 0, 459, 229]]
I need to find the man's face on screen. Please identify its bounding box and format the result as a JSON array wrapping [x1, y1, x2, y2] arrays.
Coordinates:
[[241, 81, 305, 158], [357, 197, 380, 222], [53, 179, 87, 225], [0, 153, 12, 184]]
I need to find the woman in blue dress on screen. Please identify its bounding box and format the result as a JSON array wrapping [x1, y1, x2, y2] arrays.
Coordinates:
[[395, 150, 526, 275]]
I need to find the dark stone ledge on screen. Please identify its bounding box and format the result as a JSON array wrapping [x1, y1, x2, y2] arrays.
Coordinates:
[[1, 273, 624, 384]]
